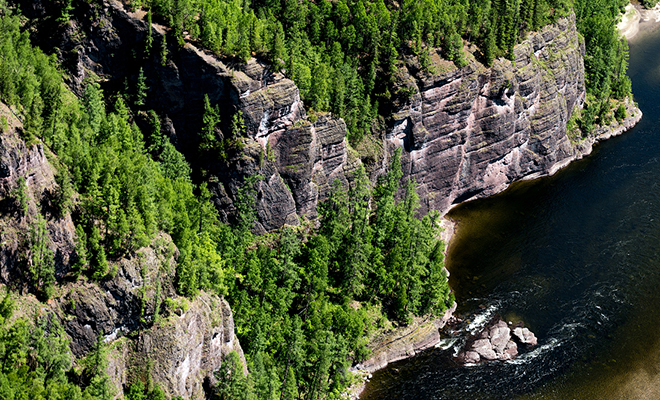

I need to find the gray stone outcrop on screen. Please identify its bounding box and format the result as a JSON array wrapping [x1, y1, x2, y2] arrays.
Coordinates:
[[20, 0, 641, 232], [0, 103, 77, 285]]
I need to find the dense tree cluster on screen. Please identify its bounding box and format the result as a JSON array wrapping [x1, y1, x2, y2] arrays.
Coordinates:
[[0, 6, 228, 298], [225, 150, 452, 399], [642, 0, 659, 9], [573, 0, 632, 136], [0, 293, 113, 399], [0, 0, 636, 398], [0, 2, 451, 398]]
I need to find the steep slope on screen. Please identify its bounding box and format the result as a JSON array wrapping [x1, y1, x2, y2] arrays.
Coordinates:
[[0, 101, 246, 398], [387, 12, 640, 214], [18, 0, 640, 232], [0, 102, 77, 287]]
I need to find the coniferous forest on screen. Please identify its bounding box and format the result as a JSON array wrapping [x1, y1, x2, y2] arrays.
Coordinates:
[[0, 0, 635, 398]]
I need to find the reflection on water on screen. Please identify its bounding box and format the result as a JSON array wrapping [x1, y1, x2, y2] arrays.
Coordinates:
[[361, 21, 660, 400]]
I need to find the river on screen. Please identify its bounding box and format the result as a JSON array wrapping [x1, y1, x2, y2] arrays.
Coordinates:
[[360, 20, 660, 400]]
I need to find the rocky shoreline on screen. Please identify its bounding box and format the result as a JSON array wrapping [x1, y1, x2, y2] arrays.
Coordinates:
[[347, 98, 642, 398]]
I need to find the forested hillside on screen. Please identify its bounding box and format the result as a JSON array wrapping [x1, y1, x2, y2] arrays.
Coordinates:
[[0, 0, 634, 398]]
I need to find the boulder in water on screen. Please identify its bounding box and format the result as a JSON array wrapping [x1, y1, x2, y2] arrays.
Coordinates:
[[455, 316, 534, 365], [512, 327, 538, 346]]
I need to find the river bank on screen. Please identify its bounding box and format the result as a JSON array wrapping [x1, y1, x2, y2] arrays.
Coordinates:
[[346, 100, 642, 399], [616, 2, 660, 40], [347, 7, 646, 398], [357, 12, 660, 399]]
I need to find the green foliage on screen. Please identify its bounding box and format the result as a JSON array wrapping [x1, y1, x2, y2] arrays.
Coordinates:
[[80, 334, 115, 400], [135, 67, 148, 107], [230, 110, 246, 139], [126, 381, 170, 400], [10, 176, 28, 216], [141, 0, 618, 146], [615, 103, 626, 121], [145, 110, 163, 154], [55, 169, 74, 217], [0, 299, 95, 400], [200, 94, 220, 149], [642, 0, 659, 8], [225, 150, 451, 399], [27, 215, 55, 300], [0, 1, 631, 398], [575, 0, 631, 100], [57, 0, 74, 24], [164, 297, 189, 315], [88, 225, 108, 280], [215, 351, 256, 400]]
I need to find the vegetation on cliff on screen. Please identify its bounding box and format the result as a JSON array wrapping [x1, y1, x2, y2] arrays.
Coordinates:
[[0, 0, 638, 398], [0, 1, 450, 398], [127, 0, 630, 142]]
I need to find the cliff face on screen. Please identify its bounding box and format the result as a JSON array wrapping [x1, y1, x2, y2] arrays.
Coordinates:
[[389, 14, 587, 214], [17, 0, 645, 236], [0, 100, 245, 398], [0, 102, 77, 284], [22, 0, 638, 231]]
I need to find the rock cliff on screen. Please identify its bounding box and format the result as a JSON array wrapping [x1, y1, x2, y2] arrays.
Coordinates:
[[18, 0, 640, 231], [0, 102, 77, 286], [0, 101, 245, 398], [389, 14, 587, 213]]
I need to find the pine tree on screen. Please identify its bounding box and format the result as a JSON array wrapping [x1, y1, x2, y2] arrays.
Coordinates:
[[73, 224, 89, 276], [135, 67, 148, 107], [145, 10, 154, 58], [231, 110, 246, 139], [28, 215, 55, 300], [88, 225, 108, 280], [200, 94, 220, 149]]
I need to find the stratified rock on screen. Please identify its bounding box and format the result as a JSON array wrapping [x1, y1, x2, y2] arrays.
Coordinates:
[[62, 233, 178, 357], [0, 102, 76, 285], [135, 293, 246, 399], [19, 0, 642, 233], [389, 13, 587, 215], [355, 301, 457, 374], [387, 15, 641, 217], [58, 233, 246, 399]]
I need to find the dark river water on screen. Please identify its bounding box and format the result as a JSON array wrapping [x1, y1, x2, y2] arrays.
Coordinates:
[[361, 22, 660, 400]]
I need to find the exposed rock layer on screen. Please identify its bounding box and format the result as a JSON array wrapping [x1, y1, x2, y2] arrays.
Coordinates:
[[390, 13, 585, 214], [0, 101, 245, 399], [0, 103, 77, 286], [353, 302, 457, 375], [17, 1, 641, 232]]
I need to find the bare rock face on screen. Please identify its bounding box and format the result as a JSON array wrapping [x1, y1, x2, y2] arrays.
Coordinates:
[[18, 1, 641, 233], [271, 114, 357, 219], [354, 301, 457, 375], [57, 233, 245, 399], [0, 103, 77, 285], [388, 13, 587, 215], [513, 326, 538, 346], [60, 233, 179, 357], [134, 293, 246, 399]]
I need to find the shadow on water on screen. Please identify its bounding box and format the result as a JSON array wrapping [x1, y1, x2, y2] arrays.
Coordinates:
[[361, 21, 660, 400]]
